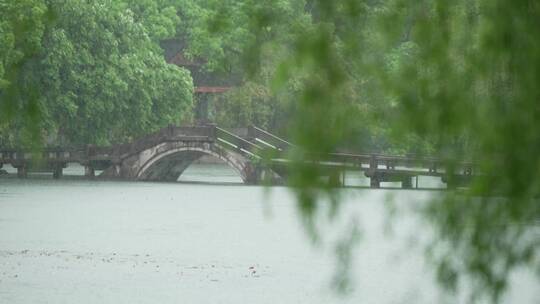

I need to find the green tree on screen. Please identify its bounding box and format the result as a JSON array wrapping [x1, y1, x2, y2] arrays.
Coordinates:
[[0, 0, 193, 146], [210, 82, 277, 129], [0, 0, 49, 146], [219, 0, 540, 301], [121, 0, 180, 42]]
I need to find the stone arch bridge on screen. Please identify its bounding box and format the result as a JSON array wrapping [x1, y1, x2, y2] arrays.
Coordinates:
[[0, 125, 475, 188]]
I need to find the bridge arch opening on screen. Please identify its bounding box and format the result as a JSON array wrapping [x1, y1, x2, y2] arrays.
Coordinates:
[[178, 154, 244, 184], [136, 147, 248, 184]]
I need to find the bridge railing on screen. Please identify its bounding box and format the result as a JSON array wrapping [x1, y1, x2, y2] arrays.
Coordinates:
[[247, 126, 293, 151], [247, 126, 476, 175], [106, 125, 216, 159], [0, 148, 86, 164], [215, 126, 264, 158], [325, 152, 475, 173], [169, 126, 216, 139]]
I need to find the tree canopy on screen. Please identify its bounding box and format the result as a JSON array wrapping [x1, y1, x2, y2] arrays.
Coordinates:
[[0, 0, 193, 147]]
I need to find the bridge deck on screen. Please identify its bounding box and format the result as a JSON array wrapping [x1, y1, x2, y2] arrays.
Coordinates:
[[0, 125, 475, 188]]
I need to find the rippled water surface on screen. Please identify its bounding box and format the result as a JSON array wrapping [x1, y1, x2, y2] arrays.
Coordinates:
[[0, 164, 537, 303]]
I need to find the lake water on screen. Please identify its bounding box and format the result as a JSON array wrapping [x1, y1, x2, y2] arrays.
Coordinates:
[[0, 163, 538, 303]]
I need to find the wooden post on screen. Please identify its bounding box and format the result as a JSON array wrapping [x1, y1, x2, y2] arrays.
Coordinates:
[[247, 125, 256, 141], [370, 177, 380, 188], [402, 176, 413, 189], [369, 155, 380, 188], [85, 165, 95, 178], [209, 124, 217, 140], [17, 165, 27, 178], [52, 164, 63, 179]]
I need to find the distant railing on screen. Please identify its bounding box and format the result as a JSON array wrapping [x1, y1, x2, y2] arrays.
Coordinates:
[[247, 126, 293, 151], [215, 126, 263, 158]]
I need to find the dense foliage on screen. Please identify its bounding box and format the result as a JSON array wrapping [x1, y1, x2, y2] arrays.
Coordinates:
[[0, 0, 49, 145], [219, 0, 540, 302], [164, 0, 540, 301], [0, 0, 193, 146]]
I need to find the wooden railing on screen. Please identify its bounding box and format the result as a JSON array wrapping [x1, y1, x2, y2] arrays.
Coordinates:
[[215, 126, 263, 158], [246, 126, 476, 176], [247, 126, 293, 151]]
